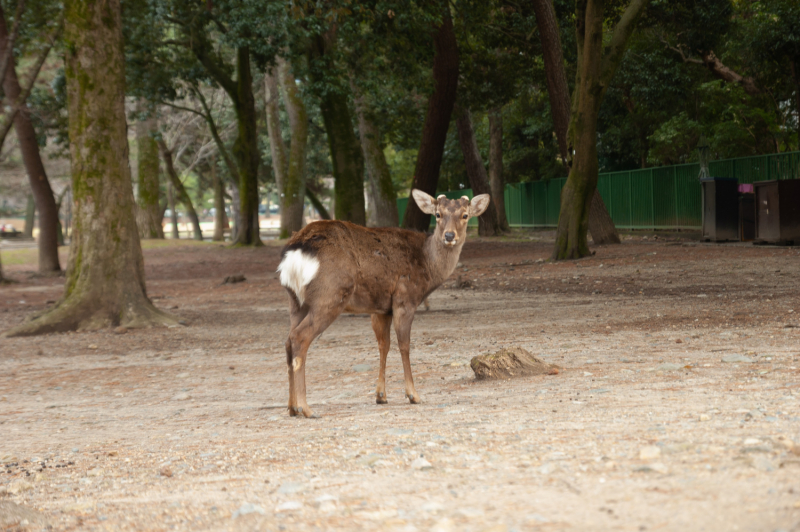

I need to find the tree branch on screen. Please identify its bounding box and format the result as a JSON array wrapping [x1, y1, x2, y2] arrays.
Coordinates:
[[189, 35, 238, 103], [600, 0, 650, 91], [191, 85, 239, 181], [0, 0, 25, 92]]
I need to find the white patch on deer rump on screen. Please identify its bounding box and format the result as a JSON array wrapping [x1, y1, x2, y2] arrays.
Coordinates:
[[277, 249, 320, 305]]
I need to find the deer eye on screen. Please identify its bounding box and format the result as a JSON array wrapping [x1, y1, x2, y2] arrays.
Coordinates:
[[435, 212, 441, 219], [462, 214, 468, 219]]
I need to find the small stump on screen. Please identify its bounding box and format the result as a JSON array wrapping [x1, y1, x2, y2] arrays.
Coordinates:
[[470, 346, 560, 380]]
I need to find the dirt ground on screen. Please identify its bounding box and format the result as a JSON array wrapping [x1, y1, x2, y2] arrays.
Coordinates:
[[1, 231, 800, 532]]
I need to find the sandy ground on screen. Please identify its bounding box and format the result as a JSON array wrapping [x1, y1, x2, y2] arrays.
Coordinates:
[[1, 231, 800, 532]]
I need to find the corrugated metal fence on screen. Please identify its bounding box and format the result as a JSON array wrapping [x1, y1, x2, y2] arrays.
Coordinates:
[[397, 151, 800, 230]]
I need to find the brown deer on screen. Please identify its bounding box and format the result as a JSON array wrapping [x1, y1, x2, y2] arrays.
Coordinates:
[[277, 190, 490, 418]]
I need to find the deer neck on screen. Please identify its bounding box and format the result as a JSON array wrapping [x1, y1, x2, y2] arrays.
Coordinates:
[[423, 234, 463, 289]]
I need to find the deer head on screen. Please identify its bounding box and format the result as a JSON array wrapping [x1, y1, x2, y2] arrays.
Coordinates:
[[412, 190, 491, 246]]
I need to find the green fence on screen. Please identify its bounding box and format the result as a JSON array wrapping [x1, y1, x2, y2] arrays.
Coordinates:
[[397, 151, 800, 230]]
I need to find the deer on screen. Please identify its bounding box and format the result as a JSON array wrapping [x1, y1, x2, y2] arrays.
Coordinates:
[[277, 190, 490, 418]]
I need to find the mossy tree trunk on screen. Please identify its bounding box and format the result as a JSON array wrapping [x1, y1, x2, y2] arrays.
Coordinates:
[[403, 5, 459, 231], [277, 59, 308, 237], [552, 0, 648, 260], [533, 0, 621, 251], [22, 194, 34, 238], [351, 79, 398, 228], [264, 68, 288, 224], [135, 107, 164, 239], [167, 184, 179, 239], [211, 156, 226, 241], [455, 106, 502, 236], [190, 42, 261, 246], [488, 107, 509, 232], [4, 0, 177, 337], [311, 33, 365, 226], [0, 15, 61, 271], [157, 139, 203, 241]]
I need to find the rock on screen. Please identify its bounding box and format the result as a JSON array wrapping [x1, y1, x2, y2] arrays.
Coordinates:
[[159, 466, 173, 477], [639, 446, 661, 460], [275, 501, 302, 512], [222, 274, 246, 284], [232, 503, 267, 518], [113, 326, 127, 335], [411, 457, 432, 470], [470, 347, 560, 380], [722, 354, 754, 364], [0, 501, 49, 528], [171, 392, 191, 401], [352, 364, 371, 373]]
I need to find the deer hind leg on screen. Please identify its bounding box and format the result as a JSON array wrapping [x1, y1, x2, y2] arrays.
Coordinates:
[[393, 306, 420, 404], [287, 298, 347, 418], [285, 293, 308, 416], [371, 313, 392, 404]]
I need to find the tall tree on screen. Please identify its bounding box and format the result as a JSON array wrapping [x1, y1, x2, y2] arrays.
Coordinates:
[[5, 0, 176, 337], [403, 5, 459, 231], [211, 156, 226, 241], [0, 4, 61, 272], [552, 0, 648, 260], [157, 138, 203, 241], [532, 0, 620, 247], [455, 106, 501, 236], [135, 106, 164, 239], [487, 107, 509, 231], [351, 79, 398, 228], [277, 58, 309, 237], [310, 30, 365, 225]]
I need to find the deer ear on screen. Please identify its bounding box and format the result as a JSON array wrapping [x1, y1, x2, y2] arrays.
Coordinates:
[[469, 194, 490, 217], [412, 189, 437, 215]]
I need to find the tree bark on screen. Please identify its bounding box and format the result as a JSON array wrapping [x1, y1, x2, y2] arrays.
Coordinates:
[[157, 139, 203, 241], [455, 106, 501, 236], [533, 0, 620, 247], [231, 47, 261, 246], [22, 194, 34, 238], [134, 107, 163, 239], [211, 156, 226, 241], [4, 0, 177, 337], [305, 187, 330, 220], [488, 107, 509, 231], [352, 79, 398, 227], [167, 184, 179, 239], [278, 58, 308, 237], [0, 12, 61, 272], [403, 5, 459, 232], [552, 0, 646, 260], [264, 67, 287, 214], [311, 33, 365, 226]]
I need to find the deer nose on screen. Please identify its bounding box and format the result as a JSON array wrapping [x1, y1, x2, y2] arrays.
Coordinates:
[[444, 232, 455, 242]]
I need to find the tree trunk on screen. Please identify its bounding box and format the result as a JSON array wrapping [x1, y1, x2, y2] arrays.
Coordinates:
[[228, 184, 240, 241], [533, 0, 620, 248], [403, 5, 459, 231], [157, 139, 203, 241], [278, 58, 308, 237], [212, 156, 225, 241], [23, 194, 34, 238], [4, 0, 176, 337], [135, 107, 163, 239], [167, 184, 179, 239], [231, 47, 262, 246], [264, 66, 287, 221], [488, 107, 509, 231], [351, 79, 398, 228], [552, 0, 647, 259], [312, 33, 365, 226], [305, 187, 330, 220], [455, 106, 501, 236], [0, 12, 61, 272]]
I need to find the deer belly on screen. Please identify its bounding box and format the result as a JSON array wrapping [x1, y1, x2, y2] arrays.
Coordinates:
[[344, 285, 392, 314]]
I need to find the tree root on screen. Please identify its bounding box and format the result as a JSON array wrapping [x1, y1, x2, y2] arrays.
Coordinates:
[[3, 297, 179, 337]]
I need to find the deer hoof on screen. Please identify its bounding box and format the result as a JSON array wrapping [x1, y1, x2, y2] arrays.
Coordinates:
[[376, 392, 388, 405], [407, 394, 420, 404]]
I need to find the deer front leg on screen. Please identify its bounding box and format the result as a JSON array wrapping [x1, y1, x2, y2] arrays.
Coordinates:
[[371, 313, 392, 404], [393, 306, 420, 404]]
